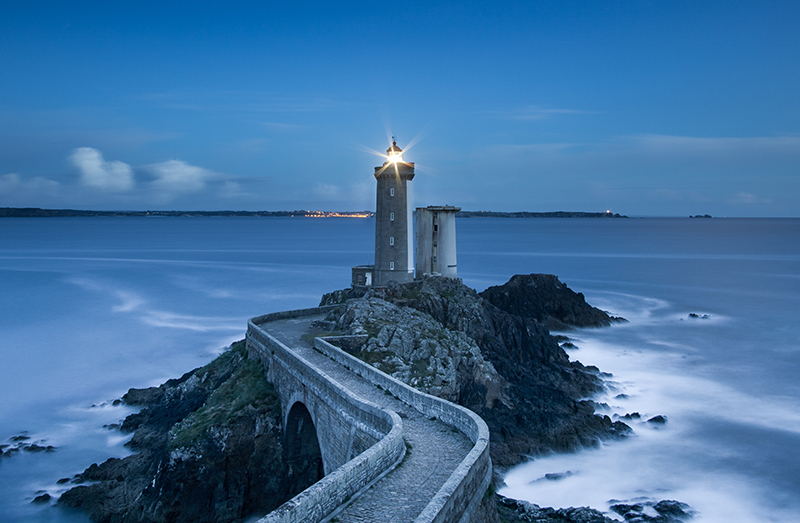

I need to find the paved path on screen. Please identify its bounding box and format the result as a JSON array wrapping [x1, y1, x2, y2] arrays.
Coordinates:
[[262, 315, 473, 523]]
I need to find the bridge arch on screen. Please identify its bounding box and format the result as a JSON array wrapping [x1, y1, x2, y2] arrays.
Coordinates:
[[284, 401, 324, 497]]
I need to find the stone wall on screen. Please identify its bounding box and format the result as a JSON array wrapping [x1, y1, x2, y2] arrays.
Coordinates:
[[247, 313, 405, 523], [315, 336, 492, 523]]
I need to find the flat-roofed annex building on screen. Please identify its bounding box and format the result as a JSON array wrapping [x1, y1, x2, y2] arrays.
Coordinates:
[[415, 205, 460, 279]]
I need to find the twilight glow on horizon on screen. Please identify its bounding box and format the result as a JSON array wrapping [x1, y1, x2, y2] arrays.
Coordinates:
[[1, 1, 799, 217]]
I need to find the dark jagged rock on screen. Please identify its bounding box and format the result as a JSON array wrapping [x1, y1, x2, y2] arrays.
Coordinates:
[[59, 341, 290, 523], [323, 276, 631, 468], [1, 434, 56, 458], [32, 492, 52, 504], [653, 500, 693, 519], [611, 503, 643, 516], [611, 499, 694, 522], [318, 286, 367, 305], [120, 385, 165, 406], [23, 443, 55, 452], [544, 471, 573, 481], [480, 274, 626, 330], [497, 494, 617, 522], [500, 496, 695, 523], [648, 415, 668, 424]]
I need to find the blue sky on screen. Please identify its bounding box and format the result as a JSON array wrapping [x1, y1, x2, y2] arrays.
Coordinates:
[[1, 1, 798, 216]]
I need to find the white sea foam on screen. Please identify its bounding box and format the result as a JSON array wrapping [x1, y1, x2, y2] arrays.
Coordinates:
[[502, 286, 800, 523], [140, 310, 243, 332]]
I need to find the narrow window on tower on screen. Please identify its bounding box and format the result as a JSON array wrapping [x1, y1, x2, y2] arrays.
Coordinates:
[[390, 236, 394, 246], [390, 212, 395, 221], [390, 188, 395, 197], [390, 262, 395, 270]]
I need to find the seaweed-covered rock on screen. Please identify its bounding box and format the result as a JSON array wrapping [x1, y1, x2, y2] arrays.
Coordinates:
[[59, 341, 289, 523]]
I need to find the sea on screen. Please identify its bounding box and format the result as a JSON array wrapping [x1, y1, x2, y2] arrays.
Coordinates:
[[0, 216, 798, 522]]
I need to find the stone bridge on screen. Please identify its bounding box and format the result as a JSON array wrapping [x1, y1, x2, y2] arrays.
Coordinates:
[[246, 306, 492, 523]]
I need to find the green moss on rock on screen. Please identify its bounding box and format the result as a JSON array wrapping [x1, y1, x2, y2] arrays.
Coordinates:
[[169, 349, 279, 449]]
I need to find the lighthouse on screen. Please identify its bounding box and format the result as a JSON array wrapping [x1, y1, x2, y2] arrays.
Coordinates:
[[351, 137, 460, 289], [373, 139, 415, 286]]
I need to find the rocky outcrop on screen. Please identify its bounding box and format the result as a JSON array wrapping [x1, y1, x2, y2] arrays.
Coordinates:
[[59, 341, 289, 523], [0, 432, 56, 457], [332, 297, 508, 408], [610, 500, 695, 522], [480, 274, 625, 330], [322, 276, 630, 469], [497, 495, 695, 523], [496, 495, 617, 523]]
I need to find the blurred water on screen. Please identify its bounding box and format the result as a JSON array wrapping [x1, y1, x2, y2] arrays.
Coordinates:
[[1, 217, 798, 522], [456, 218, 800, 523]]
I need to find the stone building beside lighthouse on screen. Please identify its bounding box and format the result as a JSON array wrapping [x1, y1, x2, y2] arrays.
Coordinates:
[[415, 205, 460, 279], [352, 139, 459, 289]]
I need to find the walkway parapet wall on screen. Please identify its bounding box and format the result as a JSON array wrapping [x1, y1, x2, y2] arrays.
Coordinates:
[[249, 304, 339, 327], [316, 335, 492, 523], [247, 311, 404, 523]]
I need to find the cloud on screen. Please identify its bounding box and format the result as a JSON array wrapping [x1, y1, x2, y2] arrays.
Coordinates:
[[313, 182, 342, 199], [729, 192, 772, 205], [139, 91, 353, 113], [488, 134, 800, 172], [147, 159, 219, 196], [628, 134, 800, 156], [0, 172, 61, 196], [506, 105, 595, 120], [220, 181, 251, 199], [0, 173, 21, 192], [70, 147, 134, 191], [260, 121, 306, 130]]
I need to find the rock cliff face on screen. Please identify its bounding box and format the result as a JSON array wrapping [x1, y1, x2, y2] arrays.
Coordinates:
[[321, 275, 630, 469], [59, 342, 290, 523]]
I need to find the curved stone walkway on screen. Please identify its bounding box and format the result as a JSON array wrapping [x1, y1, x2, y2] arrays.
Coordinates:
[[261, 315, 473, 523]]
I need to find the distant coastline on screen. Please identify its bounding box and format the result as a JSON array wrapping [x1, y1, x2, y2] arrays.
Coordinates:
[[0, 208, 373, 218], [0, 207, 627, 219], [456, 210, 627, 218]]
